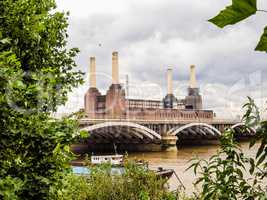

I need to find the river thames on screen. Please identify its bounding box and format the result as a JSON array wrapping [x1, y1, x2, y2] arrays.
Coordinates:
[[128, 141, 259, 193]]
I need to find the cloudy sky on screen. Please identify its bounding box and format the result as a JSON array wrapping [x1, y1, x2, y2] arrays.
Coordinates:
[[55, 0, 267, 119]]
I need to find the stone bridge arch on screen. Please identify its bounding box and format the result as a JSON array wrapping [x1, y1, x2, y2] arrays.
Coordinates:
[[167, 123, 221, 139], [80, 121, 161, 144]]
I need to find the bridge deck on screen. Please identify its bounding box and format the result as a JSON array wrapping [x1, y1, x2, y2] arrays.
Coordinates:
[[79, 118, 239, 125]]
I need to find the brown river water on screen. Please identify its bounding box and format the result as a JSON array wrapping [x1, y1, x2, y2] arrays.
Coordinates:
[[127, 141, 260, 193]]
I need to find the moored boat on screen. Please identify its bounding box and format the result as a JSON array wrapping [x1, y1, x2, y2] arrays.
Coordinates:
[[91, 154, 123, 165], [71, 155, 185, 189], [154, 167, 174, 180]]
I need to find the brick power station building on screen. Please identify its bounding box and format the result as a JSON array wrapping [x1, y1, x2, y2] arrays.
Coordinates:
[[84, 52, 214, 121]]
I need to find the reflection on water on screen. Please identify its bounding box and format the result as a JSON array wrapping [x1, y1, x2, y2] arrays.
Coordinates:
[[128, 141, 258, 193]]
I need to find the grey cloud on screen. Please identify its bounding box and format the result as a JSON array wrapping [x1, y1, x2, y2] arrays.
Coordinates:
[[57, 0, 267, 116]]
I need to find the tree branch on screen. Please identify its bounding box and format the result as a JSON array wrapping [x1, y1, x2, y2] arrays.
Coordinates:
[[257, 9, 267, 13]]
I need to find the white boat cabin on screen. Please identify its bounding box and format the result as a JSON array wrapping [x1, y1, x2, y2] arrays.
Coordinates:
[[91, 155, 123, 165]]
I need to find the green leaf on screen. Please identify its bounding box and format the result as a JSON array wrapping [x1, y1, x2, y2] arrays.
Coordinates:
[[236, 168, 243, 178], [208, 0, 257, 28], [195, 177, 204, 185], [255, 26, 267, 52], [256, 153, 266, 166], [0, 38, 11, 44], [256, 142, 265, 158], [249, 158, 255, 174], [249, 138, 256, 148], [80, 130, 89, 138], [13, 80, 25, 89]]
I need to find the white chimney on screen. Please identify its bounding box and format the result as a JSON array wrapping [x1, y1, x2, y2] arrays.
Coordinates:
[[190, 65, 197, 88], [89, 57, 96, 88], [112, 52, 119, 84], [167, 68, 173, 94]]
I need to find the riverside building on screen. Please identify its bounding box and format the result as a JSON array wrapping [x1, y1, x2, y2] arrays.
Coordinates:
[[84, 52, 213, 121]]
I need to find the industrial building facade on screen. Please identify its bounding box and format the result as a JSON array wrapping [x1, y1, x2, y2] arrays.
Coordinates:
[[84, 52, 213, 121]]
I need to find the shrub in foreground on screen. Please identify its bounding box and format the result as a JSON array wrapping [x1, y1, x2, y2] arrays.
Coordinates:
[[188, 98, 267, 200], [50, 162, 182, 200]]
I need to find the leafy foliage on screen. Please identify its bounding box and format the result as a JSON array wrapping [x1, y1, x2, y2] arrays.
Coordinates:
[[209, 0, 267, 53], [196, 1, 267, 198], [0, 176, 24, 200], [188, 97, 267, 199], [0, 0, 84, 112], [0, 0, 85, 199], [188, 130, 266, 199], [243, 97, 267, 179], [50, 162, 181, 200], [209, 0, 257, 28]]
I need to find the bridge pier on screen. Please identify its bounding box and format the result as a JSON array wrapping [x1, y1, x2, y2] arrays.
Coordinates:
[[161, 135, 178, 151]]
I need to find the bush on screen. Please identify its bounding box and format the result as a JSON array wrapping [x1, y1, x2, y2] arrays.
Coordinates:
[[188, 98, 267, 200], [0, 176, 24, 200], [50, 162, 180, 200]]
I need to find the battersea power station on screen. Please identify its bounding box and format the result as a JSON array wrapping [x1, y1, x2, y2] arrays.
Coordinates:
[[76, 52, 250, 152], [84, 52, 213, 121]]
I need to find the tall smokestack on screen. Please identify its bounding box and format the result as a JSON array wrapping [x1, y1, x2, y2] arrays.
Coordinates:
[[125, 74, 129, 97], [89, 57, 96, 88], [112, 51, 119, 84], [167, 68, 173, 94], [189, 65, 197, 88]]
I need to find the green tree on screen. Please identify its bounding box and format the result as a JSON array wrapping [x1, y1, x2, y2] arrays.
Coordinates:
[[0, 0, 85, 199]]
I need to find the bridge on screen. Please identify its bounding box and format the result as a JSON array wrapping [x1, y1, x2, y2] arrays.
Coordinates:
[[75, 118, 255, 152], [72, 52, 255, 152]]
